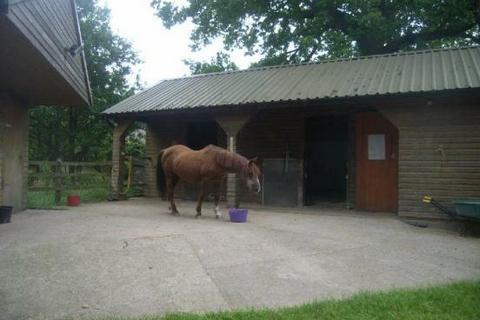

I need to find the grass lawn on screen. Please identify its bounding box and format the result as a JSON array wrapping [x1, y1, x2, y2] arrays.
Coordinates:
[[27, 188, 110, 209], [101, 280, 480, 320]]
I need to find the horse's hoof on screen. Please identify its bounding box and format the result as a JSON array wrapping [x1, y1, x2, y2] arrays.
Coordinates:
[[195, 213, 201, 219], [214, 206, 222, 219], [171, 211, 179, 216]]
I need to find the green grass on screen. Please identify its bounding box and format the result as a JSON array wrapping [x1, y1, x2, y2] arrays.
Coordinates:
[[27, 188, 110, 209], [98, 281, 480, 320]]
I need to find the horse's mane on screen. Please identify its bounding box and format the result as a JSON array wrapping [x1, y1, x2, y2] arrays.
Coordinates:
[[204, 145, 248, 172]]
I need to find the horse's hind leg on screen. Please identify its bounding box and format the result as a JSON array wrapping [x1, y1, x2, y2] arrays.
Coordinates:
[[195, 181, 206, 218], [167, 175, 179, 215], [213, 181, 222, 219]]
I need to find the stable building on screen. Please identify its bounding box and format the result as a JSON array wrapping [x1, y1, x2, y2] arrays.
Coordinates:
[[0, 0, 91, 212], [104, 46, 480, 219]]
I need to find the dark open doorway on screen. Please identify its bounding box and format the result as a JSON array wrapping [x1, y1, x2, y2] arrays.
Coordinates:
[[304, 116, 349, 206], [186, 121, 218, 150]]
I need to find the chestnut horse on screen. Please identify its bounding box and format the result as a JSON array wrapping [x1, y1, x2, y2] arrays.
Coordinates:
[[157, 144, 261, 218]]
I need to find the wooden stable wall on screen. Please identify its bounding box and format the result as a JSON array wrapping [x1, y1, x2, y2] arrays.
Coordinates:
[[143, 106, 358, 208], [136, 94, 480, 218], [237, 108, 305, 205], [379, 99, 480, 219], [0, 96, 29, 212], [237, 107, 357, 207], [144, 117, 189, 198], [143, 109, 305, 204]]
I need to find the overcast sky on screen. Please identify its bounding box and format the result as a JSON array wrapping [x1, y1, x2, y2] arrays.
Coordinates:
[[100, 0, 261, 87]]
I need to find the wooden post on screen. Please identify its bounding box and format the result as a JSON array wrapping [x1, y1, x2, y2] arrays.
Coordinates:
[[111, 118, 135, 200], [54, 159, 63, 205], [127, 156, 133, 190], [143, 123, 161, 198], [215, 114, 250, 208], [226, 134, 238, 207], [0, 119, 5, 206]]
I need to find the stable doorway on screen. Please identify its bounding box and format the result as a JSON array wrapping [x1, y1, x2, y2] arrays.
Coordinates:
[[304, 116, 349, 207]]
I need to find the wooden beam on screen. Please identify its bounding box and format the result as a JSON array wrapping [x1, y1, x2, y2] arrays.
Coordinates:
[[111, 118, 135, 200], [215, 114, 251, 208]]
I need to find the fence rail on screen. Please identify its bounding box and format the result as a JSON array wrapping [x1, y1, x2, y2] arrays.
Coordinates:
[[28, 159, 145, 205]]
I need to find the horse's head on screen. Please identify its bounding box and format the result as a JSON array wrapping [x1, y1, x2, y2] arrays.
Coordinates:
[[242, 157, 262, 193]]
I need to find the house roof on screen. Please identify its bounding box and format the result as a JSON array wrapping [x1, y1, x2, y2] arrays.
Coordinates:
[[104, 46, 480, 115]]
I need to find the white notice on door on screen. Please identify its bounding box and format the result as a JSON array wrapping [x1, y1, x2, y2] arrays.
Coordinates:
[[368, 134, 386, 160]]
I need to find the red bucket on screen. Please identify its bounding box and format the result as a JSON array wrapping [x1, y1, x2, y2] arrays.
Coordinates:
[[67, 195, 80, 206]]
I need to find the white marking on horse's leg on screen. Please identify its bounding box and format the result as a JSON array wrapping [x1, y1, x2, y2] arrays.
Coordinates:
[[215, 205, 222, 219]]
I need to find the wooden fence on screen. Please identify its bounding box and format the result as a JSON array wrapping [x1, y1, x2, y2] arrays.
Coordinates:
[[28, 158, 145, 205]]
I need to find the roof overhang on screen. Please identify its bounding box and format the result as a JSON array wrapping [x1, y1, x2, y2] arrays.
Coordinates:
[[103, 46, 480, 117], [103, 88, 480, 122], [0, 0, 91, 107]]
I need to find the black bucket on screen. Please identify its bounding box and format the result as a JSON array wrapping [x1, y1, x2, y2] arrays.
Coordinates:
[[0, 206, 13, 224]]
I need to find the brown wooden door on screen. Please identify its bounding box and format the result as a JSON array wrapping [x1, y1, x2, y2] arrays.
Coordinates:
[[356, 112, 398, 212]]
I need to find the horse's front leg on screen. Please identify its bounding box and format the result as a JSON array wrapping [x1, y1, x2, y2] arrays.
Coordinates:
[[195, 180, 206, 218], [213, 181, 222, 219]]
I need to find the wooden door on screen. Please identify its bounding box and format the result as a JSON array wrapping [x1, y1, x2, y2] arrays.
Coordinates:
[[356, 112, 398, 212]]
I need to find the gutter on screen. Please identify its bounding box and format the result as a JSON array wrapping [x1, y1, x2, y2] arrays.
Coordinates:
[[71, 0, 93, 106]]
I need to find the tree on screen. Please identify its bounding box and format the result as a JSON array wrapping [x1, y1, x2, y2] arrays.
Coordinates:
[[151, 0, 480, 65], [29, 0, 140, 161], [184, 52, 238, 75], [124, 127, 146, 158]]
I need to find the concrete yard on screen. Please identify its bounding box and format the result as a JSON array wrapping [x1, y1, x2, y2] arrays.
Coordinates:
[[1, 199, 479, 320]]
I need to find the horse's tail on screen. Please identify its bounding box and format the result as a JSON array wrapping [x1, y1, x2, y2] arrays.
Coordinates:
[[157, 149, 167, 200]]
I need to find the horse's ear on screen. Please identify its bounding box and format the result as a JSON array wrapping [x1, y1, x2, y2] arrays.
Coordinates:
[[248, 157, 260, 166], [256, 157, 263, 166]]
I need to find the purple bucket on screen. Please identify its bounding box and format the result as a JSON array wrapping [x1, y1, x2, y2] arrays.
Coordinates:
[[228, 208, 248, 223]]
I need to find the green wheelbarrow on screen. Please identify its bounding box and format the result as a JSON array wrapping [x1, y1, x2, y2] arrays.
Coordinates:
[[423, 196, 480, 221]]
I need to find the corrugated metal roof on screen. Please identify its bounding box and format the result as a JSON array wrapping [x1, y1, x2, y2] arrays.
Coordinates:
[[104, 46, 480, 115]]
